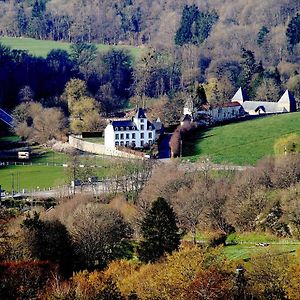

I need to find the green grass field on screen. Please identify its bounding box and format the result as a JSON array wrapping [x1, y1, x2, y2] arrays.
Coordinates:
[[223, 243, 299, 260], [183, 112, 300, 165], [0, 36, 142, 60], [185, 231, 300, 260], [0, 137, 126, 191], [224, 232, 300, 260], [0, 165, 65, 192], [82, 137, 104, 144]]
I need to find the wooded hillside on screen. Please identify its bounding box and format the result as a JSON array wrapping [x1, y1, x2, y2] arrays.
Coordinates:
[[1, 0, 300, 123], [1, 1, 300, 62]]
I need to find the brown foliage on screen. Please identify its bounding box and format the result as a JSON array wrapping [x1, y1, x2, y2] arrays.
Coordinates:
[[0, 260, 56, 299], [187, 267, 233, 300], [14, 102, 68, 144]]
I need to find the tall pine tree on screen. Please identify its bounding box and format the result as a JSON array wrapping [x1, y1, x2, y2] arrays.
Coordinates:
[[138, 197, 181, 263]]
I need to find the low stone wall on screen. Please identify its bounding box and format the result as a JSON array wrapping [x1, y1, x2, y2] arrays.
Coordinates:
[[68, 135, 141, 159]]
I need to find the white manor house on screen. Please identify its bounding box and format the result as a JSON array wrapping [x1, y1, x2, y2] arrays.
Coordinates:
[[104, 108, 161, 149]]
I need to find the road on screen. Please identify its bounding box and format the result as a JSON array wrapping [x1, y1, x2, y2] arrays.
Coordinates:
[[158, 133, 171, 159]]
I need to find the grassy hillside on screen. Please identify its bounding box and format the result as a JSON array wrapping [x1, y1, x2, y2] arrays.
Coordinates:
[[183, 112, 300, 165], [0, 37, 142, 60]]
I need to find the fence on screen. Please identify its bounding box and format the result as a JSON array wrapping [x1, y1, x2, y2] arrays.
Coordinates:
[[0, 161, 68, 167]]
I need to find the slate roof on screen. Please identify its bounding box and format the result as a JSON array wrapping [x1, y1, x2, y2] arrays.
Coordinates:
[[111, 119, 155, 131], [147, 120, 155, 130], [135, 108, 147, 119], [153, 118, 163, 131], [112, 120, 137, 131]]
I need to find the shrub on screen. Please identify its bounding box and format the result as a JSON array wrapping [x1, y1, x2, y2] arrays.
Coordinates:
[[208, 232, 227, 247]]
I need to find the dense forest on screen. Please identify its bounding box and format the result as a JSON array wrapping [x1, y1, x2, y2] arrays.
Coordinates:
[[1, 0, 300, 128]]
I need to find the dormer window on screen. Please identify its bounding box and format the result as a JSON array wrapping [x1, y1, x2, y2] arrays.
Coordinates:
[[126, 126, 129, 130], [115, 127, 118, 131], [120, 127, 124, 131], [149, 126, 152, 130]]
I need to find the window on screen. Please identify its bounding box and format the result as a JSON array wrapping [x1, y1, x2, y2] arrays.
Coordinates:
[[120, 133, 124, 139], [149, 125, 152, 130], [115, 134, 119, 140], [115, 127, 118, 131], [115, 142, 119, 146], [120, 127, 124, 131], [149, 140, 152, 145], [141, 140, 144, 147], [140, 132, 144, 139], [126, 126, 129, 130], [125, 141, 129, 146], [126, 133, 130, 139], [141, 125, 144, 130], [132, 133, 135, 139], [141, 119, 144, 123], [120, 141, 124, 146], [148, 132, 152, 139]]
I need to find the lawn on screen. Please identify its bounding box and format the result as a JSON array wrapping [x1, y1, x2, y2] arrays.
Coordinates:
[[0, 135, 20, 143], [0, 137, 127, 191], [223, 243, 300, 260], [30, 148, 68, 164], [183, 112, 300, 165], [0, 36, 142, 61], [82, 137, 104, 144], [0, 165, 66, 192], [185, 231, 300, 261], [0, 160, 123, 192], [224, 232, 300, 260], [0, 145, 136, 192]]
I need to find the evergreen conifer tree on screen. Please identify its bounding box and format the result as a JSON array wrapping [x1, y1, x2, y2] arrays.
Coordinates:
[[138, 197, 181, 263], [287, 13, 300, 52]]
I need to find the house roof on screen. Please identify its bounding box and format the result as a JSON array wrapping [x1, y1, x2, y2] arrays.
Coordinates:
[[278, 90, 296, 111], [147, 120, 155, 130], [279, 90, 292, 103], [242, 101, 284, 113], [111, 119, 155, 131], [221, 101, 242, 108], [112, 120, 137, 130], [135, 108, 147, 119], [231, 87, 249, 102]]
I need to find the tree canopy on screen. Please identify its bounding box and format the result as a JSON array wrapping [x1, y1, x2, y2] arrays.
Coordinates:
[[138, 197, 181, 263]]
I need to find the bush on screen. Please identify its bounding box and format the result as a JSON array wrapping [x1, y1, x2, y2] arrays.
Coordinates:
[[274, 134, 300, 155], [208, 232, 227, 247]]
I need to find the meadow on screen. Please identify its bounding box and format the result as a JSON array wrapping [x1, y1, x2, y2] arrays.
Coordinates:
[[0, 36, 142, 60], [186, 231, 300, 260], [0, 165, 66, 192], [0, 137, 127, 192], [183, 112, 300, 165]]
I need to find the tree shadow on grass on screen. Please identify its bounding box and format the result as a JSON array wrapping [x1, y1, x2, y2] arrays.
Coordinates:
[[182, 127, 214, 157]]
